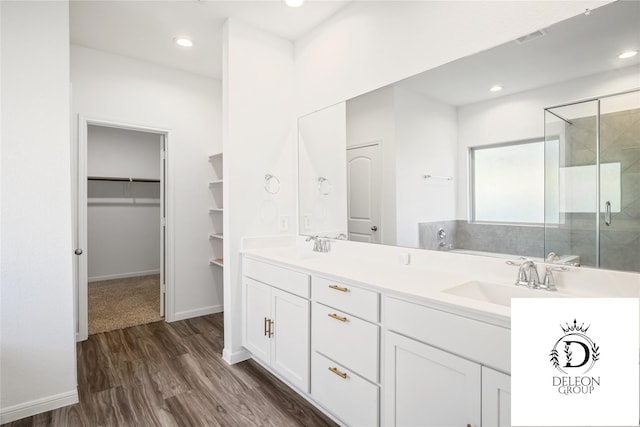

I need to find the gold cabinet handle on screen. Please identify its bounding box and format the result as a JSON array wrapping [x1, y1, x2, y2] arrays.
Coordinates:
[[264, 317, 268, 336], [268, 319, 274, 337], [328, 284, 348, 292], [328, 313, 347, 322], [328, 366, 347, 379]]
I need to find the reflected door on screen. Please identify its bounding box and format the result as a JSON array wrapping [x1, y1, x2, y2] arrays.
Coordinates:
[[347, 144, 380, 243]]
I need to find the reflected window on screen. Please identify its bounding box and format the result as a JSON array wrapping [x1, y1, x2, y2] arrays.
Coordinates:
[[471, 140, 545, 223]]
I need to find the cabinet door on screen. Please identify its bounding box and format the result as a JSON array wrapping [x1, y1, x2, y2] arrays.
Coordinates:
[[243, 278, 271, 364], [385, 332, 481, 427], [271, 288, 310, 392], [481, 367, 511, 427]]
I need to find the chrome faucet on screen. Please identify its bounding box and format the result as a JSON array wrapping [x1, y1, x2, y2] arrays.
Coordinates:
[[507, 258, 566, 291], [516, 259, 540, 288]]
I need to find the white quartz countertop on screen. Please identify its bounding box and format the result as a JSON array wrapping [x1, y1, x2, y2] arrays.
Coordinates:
[[241, 246, 543, 327]]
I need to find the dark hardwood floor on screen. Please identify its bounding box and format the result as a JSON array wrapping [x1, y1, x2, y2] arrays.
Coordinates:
[[3, 313, 337, 427]]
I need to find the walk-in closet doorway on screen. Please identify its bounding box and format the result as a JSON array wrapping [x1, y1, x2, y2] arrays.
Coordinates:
[[75, 117, 173, 341]]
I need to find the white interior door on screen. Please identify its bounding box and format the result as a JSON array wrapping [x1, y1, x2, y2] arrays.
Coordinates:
[[347, 144, 381, 243], [159, 134, 167, 317]]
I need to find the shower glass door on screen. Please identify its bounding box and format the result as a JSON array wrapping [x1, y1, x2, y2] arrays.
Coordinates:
[[544, 90, 640, 273], [599, 91, 640, 272]]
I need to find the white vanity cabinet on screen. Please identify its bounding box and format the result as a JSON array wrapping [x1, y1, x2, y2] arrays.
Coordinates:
[[385, 296, 511, 427], [243, 258, 310, 393], [385, 331, 481, 427], [311, 276, 381, 426], [481, 367, 511, 426]]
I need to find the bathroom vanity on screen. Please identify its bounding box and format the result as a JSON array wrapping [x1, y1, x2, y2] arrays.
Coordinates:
[[242, 242, 584, 426], [239, 239, 640, 426]]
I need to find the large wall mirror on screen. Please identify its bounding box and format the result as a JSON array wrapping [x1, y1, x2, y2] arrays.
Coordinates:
[[298, 0, 640, 273]]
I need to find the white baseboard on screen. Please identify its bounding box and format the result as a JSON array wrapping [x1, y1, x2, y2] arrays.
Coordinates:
[[0, 390, 78, 424], [88, 269, 160, 282], [222, 347, 251, 365], [172, 304, 223, 322]]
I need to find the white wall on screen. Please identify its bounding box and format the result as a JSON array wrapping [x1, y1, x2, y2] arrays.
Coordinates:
[[456, 65, 640, 219], [346, 86, 396, 245], [87, 125, 161, 281], [0, 1, 78, 423], [222, 19, 296, 363], [394, 87, 457, 247], [71, 45, 223, 321], [298, 102, 347, 237], [294, 1, 610, 116]]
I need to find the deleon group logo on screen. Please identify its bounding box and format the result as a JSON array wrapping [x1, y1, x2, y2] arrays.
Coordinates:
[[549, 319, 601, 395]]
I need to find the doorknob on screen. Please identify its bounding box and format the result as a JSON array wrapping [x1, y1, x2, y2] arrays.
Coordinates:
[[74, 249, 83, 255], [371, 226, 378, 231]]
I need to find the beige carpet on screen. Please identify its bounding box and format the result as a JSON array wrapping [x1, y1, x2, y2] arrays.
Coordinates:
[[89, 274, 162, 335]]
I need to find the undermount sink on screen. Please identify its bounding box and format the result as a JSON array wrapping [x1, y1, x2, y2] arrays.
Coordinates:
[[443, 280, 565, 307]]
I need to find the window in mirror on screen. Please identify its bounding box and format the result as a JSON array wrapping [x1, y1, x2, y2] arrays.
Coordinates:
[[471, 140, 547, 224]]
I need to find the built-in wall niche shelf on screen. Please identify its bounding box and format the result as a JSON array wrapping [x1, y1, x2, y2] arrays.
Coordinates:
[[209, 179, 224, 187], [209, 208, 224, 213], [208, 152, 223, 162], [209, 233, 223, 240], [209, 258, 224, 267], [88, 176, 160, 183]]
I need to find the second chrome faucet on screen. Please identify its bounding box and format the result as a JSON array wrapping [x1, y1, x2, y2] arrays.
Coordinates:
[[507, 258, 567, 291]]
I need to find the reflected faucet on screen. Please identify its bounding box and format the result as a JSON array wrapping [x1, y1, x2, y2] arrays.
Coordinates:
[[306, 235, 330, 253]]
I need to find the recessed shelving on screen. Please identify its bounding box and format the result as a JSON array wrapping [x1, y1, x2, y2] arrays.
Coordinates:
[[209, 258, 224, 267], [208, 152, 223, 161], [209, 152, 224, 269]]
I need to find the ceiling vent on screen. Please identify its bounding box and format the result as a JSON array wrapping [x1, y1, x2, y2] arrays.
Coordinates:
[[515, 29, 547, 45]]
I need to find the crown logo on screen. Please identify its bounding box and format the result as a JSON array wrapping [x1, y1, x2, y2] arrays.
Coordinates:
[[560, 319, 590, 334]]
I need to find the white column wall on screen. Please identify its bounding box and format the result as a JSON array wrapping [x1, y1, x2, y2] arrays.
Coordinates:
[[222, 19, 296, 363], [0, 1, 77, 422]]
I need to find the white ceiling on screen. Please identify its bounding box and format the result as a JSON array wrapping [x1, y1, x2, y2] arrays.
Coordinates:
[[70, 0, 352, 80], [397, 0, 640, 106]]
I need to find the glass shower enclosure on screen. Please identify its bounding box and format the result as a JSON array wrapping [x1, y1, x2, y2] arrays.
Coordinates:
[[544, 89, 640, 273]]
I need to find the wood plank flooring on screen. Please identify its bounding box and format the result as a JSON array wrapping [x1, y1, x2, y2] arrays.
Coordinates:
[[3, 314, 337, 427]]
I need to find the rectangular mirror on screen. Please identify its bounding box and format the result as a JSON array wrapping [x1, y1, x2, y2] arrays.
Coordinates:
[[298, 0, 640, 272]]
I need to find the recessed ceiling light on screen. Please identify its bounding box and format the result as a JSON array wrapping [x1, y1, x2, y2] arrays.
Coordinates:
[[284, 0, 304, 7], [618, 50, 638, 59], [489, 85, 503, 92], [174, 37, 194, 48]]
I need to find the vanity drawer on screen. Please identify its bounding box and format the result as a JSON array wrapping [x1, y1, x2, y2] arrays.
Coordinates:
[[313, 302, 379, 382], [385, 297, 510, 373], [312, 276, 379, 322], [312, 351, 379, 427], [244, 257, 309, 298]]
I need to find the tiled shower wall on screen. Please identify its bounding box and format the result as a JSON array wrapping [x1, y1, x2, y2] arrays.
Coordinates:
[[418, 220, 544, 259], [418, 107, 640, 273]]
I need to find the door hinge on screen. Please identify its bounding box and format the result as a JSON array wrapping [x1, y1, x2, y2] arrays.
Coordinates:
[[161, 283, 166, 293], [161, 150, 166, 160], [161, 217, 166, 227]]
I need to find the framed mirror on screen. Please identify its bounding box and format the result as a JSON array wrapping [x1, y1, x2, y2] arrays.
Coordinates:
[[298, 0, 640, 272]]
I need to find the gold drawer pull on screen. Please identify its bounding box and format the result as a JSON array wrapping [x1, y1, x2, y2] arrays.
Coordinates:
[[328, 313, 347, 322], [328, 366, 348, 379], [328, 284, 348, 292]]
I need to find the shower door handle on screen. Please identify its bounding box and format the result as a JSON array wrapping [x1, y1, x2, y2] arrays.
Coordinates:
[[604, 201, 612, 226]]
